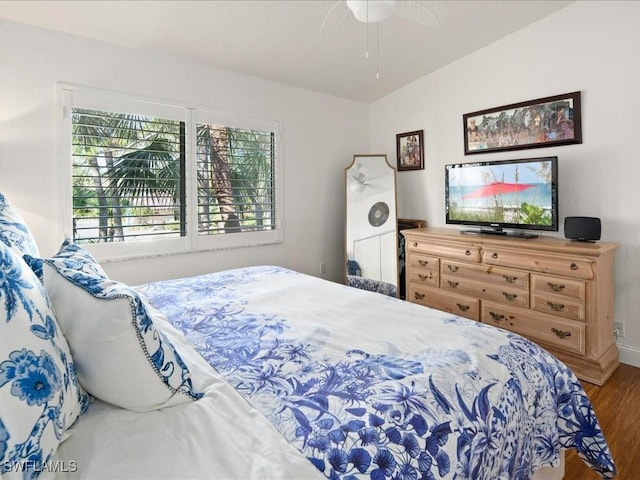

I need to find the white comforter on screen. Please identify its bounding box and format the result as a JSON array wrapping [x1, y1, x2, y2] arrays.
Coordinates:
[[53, 266, 614, 480]]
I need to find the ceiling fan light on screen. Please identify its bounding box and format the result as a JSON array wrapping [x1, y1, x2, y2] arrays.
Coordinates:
[[346, 0, 397, 23]]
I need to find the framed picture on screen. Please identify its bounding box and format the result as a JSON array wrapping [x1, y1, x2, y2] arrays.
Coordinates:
[[463, 91, 582, 155], [396, 130, 424, 171]]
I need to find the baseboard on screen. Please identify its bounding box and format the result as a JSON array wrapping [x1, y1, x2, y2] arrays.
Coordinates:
[[617, 343, 640, 368]]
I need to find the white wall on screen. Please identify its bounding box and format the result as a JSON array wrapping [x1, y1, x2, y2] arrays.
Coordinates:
[[370, 1, 640, 367], [0, 19, 369, 285], [3, 2, 639, 366]]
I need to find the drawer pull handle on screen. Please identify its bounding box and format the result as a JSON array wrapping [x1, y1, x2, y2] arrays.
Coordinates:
[[491, 252, 498, 259], [465, 250, 471, 256], [502, 292, 518, 301], [447, 280, 459, 288], [413, 242, 419, 248], [418, 274, 431, 281], [418, 260, 429, 266], [570, 263, 578, 271], [489, 311, 505, 323], [551, 328, 572, 339], [414, 292, 426, 300], [447, 265, 459, 272], [547, 301, 565, 311], [456, 303, 470, 312], [547, 282, 565, 292], [503, 275, 517, 283]]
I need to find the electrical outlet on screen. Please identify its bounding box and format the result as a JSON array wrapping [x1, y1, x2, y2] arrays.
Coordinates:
[[614, 321, 625, 338], [320, 263, 327, 275]]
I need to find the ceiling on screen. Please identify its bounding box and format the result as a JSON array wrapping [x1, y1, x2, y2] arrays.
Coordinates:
[[0, 0, 574, 103]]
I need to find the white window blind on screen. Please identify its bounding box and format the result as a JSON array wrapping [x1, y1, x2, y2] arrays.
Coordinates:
[[61, 86, 282, 259], [196, 124, 275, 236], [72, 109, 186, 244]]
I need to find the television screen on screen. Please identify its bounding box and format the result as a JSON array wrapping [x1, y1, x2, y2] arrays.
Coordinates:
[[445, 156, 558, 235]]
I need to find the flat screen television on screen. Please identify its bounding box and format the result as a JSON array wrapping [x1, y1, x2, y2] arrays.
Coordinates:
[[445, 156, 558, 238]]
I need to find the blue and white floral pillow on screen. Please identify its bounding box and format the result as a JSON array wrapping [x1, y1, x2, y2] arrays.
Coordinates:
[[24, 238, 107, 282], [41, 241, 203, 412], [0, 242, 89, 478], [0, 192, 39, 258]]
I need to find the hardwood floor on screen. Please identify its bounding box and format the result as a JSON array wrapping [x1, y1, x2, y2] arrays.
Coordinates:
[[564, 363, 640, 479]]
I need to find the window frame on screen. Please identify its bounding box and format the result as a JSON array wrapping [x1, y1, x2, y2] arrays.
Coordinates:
[[57, 84, 283, 261]]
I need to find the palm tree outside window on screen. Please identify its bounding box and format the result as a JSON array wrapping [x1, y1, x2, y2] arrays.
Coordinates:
[[71, 108, 276, 246]]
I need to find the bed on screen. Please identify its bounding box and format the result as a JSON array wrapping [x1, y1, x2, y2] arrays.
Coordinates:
[[0, 193, 616, 480]]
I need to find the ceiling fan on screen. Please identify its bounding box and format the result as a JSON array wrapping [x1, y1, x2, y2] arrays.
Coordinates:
[[348, 163, 390, 194], [321, 0, 439, 32], [321, 1, 438, 79]]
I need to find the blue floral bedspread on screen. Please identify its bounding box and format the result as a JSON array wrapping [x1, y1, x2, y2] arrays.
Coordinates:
[[137, 266, 615, 480]]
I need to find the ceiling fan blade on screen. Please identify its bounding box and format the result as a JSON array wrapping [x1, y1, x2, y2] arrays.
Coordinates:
[[320, 1, 351, 35], [395, 0, 439, 27]]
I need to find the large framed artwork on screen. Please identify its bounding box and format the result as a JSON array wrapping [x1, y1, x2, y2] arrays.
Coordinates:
[[396, 130, 424, 171], [463, 91, 582, 155]]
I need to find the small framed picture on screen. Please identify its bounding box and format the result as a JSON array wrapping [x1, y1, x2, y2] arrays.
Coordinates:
[[396, 130, 424, 171]]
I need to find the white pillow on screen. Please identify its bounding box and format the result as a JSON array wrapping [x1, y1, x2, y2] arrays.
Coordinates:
[[0, 243, 88, 478], [41, 242, 203, 412]]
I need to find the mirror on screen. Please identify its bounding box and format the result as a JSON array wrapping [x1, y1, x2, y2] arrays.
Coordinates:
[[345, 154, 398, 297]]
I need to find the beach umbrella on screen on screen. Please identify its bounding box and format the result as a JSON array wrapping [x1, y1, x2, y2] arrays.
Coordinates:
[[462, 182, 536, 199]]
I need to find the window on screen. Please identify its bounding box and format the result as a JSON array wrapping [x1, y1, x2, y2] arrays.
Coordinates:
[[72, 109, 186, 243], [59, 86, 281, 259], [196, 124, 275, 236]]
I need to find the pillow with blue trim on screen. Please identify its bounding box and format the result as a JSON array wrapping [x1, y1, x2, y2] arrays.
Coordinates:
[[41, 240, 203, 412], [0, 192, 39, 258], [24, 238, 107, 282], [0, 242, 88, 478]]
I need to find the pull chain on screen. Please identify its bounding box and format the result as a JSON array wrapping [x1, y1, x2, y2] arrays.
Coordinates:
[[365, 0, 369, 59], [376, 22, 380, 79], [366, 26, 369, 59], [363, 1, 380, 79]]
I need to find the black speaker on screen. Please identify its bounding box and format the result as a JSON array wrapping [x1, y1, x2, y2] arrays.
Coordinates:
[[564, 216, 601, 242]]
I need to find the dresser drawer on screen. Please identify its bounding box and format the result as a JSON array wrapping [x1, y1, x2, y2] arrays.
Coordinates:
[[531, 293, 585, 321], [441, 274, 529, 308], [407, 240, 481, 263], [531, 274, 585, 301], [407, 253, 439, 272], [481, 300, 585, 355], [407, 270, 438, 287], [409, 283, 479, 321], [483, 248, 594, 279], [441, 260, 529, 289]]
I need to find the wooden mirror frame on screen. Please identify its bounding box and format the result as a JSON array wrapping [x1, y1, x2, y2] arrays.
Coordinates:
[[344, 154, 399, 297]]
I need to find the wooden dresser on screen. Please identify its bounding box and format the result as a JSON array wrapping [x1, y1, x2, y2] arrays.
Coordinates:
[[402, 227, 619, 385]]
